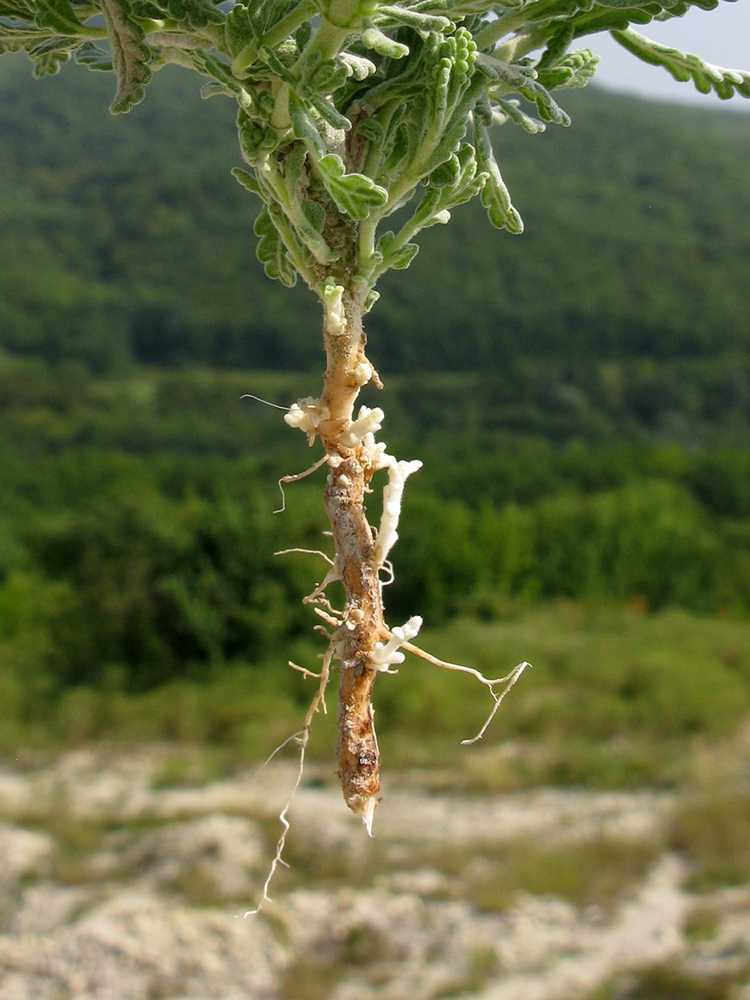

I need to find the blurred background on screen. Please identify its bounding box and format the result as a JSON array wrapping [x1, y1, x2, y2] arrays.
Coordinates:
[[1, 37, 750, 1000]]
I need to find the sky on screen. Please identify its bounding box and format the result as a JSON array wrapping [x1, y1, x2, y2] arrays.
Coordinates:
[[584, 1, 750, 110]]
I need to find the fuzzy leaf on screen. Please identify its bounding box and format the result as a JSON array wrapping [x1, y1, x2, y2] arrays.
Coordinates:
[[75, 40, 114, 71], [475, 122, 523, 233], [536, 47, 599, 89], [288, 92, 326, 156], [317, 153, 388, 220], [226, 3, 256, 62], [612, 27, 750, 99], [307, 57, 349, 92], [34, 0, 87, 36], [237, 108, 280, 164], [254, 205, 297, 286], [339, 51, 376, 80], [310, 94, 351, 131], [376, 231, 419, 268], [361, 19, 409, 59], [28, 34, 76, 74], [232, 165, 262, 195], [355, 118, 384, 143], [301, 198, 326, 232], [377, 4, 451, 31], [492, 97, 546, 133], [259, 43, 297, 84], [162, 0, 225, 28], [101, 0, 151, 113]]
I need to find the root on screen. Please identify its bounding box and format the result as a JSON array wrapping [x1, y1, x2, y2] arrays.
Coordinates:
[[245, 629, 336, 916], [274, 454, 329, 513], [401, 640, 530, 745], [275, 547, 335, 566]]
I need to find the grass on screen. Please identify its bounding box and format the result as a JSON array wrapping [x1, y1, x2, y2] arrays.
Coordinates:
[[4, 600, 750, 793], [596, 964, 744, 1000], [669, 788, 750, 892]]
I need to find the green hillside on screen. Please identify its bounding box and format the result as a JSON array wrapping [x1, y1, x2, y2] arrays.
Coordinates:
[[2, 54, 750, 773], [1, 53, 749, 373]]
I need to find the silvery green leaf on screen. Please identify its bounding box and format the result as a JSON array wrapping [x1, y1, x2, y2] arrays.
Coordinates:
[[0, 0, 35, 17], [361, 19, 409, 59], [474, 121, 523, 233], [308, 58, 349, 92], [201, 80, 230, 98], [376, 231, 419, 269], [194, 52, 243, 94], [376, 5, 451, 31], [232, 166, 262, 195], [101, 0, 152, 114], [294, 19, 311, 50], [301, 199, 326, 232], [339, 51, 376, 80], [238, 109, 280, 164], [0, 25, 46, 56], [28, 35, 76, 75], [517, 77, 571, 125], [162, 0, 226, 28], [34, 0, 87, 36], [288, 92, 326, 157], [355, 118, 384, 143], [254, 205, 297, 286], [310, 94, 351, 131], [537, 48, 599, 89], [259, 44, 296, 84], [75, 40, 113, 71], [492, 97, 546, 133], [226, 3, 256, 62], [427, 154, 460, 187], [129, 0, 164, 18], [317, 153, 388, 220], [612, 27, 750, 99]]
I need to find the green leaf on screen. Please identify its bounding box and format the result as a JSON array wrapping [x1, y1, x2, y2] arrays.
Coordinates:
[[226, 3, 257, 63], [474, 122, 523, 234], [34, 0, 87, 36], [0, 27, 39, 56], [376, 4, 451, 31], [310, 93, 351, 131], [376, 231, 419, 268], [301, 198, 326, 232], [75, 40, 114, 72], [254, 205, 297, 286], [536, 48, 600, 90], [101, 0, 152, 114], [237, 108, 280, 165], [259, 43, 297, 85], [307, 57, 350, 92], [162, 0, 226, 29], [355, 118, 384, 143], [288, 91, 326, 157], [492, 97, 546, 134], [28, 35, 77, 75], [231, 166, 262, 195], [612, 27, 750, 100], [317, 153, 388, 220], [361, 19, 409, 59]]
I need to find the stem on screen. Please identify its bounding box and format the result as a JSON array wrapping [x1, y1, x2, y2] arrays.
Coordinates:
[[315, 286, 388, 826]]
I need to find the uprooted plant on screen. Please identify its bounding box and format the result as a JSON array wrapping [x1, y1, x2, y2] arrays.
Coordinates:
[[2, 0, 748, 879]]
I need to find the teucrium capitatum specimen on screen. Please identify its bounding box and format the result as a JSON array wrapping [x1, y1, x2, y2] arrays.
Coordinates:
[[2, 0, 748, 848]]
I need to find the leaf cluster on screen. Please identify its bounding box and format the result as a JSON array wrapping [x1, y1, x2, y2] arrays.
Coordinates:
[[2, 0, 746, 293]]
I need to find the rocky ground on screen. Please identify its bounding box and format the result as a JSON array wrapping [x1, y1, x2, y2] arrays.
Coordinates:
[[0, 747, 748, 1000]]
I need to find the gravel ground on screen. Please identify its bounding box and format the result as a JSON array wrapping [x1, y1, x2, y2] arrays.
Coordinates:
[[0, 749, 748, 1000]]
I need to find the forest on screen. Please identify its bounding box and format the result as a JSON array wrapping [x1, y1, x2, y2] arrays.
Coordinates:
[[2, 52, 750, 781]]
